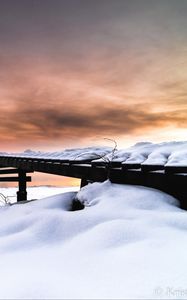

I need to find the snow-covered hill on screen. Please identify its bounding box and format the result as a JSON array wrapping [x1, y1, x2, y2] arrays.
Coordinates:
[[0, 181, 186, 299]]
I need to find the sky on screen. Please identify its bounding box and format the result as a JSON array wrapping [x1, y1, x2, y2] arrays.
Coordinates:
[[0, 0, 187, 154]]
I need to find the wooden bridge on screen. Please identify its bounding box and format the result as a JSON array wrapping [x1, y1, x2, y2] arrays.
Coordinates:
[[0, 153, 187, 209]]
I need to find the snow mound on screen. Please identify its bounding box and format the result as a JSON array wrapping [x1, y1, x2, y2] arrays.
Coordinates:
[[2, 141, 187, 166], [3, 146, 112, 161], [1, 182, 187, 299], [92, 141, 187, 166]]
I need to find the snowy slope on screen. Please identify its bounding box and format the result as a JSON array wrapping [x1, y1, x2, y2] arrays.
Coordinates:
[[0, 182, 187, 299]]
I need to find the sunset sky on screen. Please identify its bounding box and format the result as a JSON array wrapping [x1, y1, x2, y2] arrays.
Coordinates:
[[0, 0, 187, 153]]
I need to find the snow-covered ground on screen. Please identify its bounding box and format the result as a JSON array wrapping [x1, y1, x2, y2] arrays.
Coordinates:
[[0, 181, 187, 299], [0, 186, 79, 205]]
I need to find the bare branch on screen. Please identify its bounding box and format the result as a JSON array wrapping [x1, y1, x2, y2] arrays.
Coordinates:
[[0, 193, 15, 206]]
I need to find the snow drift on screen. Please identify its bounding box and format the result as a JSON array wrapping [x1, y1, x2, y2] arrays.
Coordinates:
[[0, 181, 187, 299], [2, 141, 187, 166]]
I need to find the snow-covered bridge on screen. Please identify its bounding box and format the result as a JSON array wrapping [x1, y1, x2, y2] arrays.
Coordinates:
[[0, 141, 187, 209]]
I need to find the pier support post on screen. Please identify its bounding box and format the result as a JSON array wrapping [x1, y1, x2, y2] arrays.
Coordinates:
[[17, 169, 27, 202], [80, 178, 89, 188]]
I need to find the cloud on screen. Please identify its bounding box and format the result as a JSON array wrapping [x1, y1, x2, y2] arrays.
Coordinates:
[[0, 52, 187, 151], [0, 0, 187, 151], [1, 91, 187, 147]]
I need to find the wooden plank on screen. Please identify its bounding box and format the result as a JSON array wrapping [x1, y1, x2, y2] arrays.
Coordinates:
[[91, 161, 108, 167], [80, 178, 89, 188], [0, 168, 19, 175], [0, 158, 8, 166], [122, 163, 141, 170], [141, 164, 165, 172], [165, 165, 187, 174], [0, 176, 31, 182], [110, 161, 122, 168], [69, 159, 93, 165], [0, 165, 33, 174]]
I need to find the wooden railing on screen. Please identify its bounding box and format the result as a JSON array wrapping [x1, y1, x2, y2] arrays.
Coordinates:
[[0, 155, 187, 209]]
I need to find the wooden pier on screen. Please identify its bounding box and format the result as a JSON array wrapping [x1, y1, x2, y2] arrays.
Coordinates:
[[0, 154, 187, 209]]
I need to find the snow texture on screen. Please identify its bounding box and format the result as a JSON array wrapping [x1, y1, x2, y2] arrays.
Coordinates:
[[2, 147, 112, 161], [1, 141, 187, 166], [0, 186, 79, 206], [0, 181, 187, 299], [93, 141, 187, 166]]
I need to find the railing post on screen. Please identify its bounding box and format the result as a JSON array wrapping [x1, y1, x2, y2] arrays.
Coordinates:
[[80, 178, 89, 188], [17, 169, 27, 202]]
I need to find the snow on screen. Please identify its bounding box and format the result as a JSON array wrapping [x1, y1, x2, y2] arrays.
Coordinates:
[[92, 141, 187, 167], [142, 142, 187, 166], [92, 142, 157, 164], [2, 141, 187, 167], [0, 181, 187, 299], [166, 146, 187, 167], [2, 147, 112, 161], [0, 186, 79, 205]]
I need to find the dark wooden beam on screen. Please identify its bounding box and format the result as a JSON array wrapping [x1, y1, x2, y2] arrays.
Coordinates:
[[80, 178, 89, 188], [0, 168, 19, 175], [122, 163, 141, 170], [17, 169, 30, 202], [141, 164, 165, 172], [0, 176, 31, 182], [1, 154, 187, 208], [165, 165, 187, 174]]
